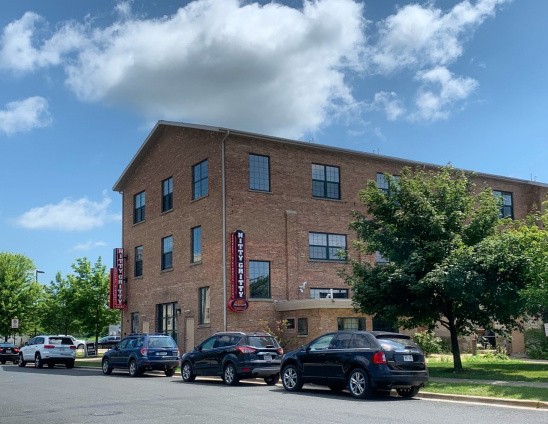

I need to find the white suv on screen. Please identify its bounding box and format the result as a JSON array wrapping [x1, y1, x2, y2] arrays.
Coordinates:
[[19, 335, 77, 369]]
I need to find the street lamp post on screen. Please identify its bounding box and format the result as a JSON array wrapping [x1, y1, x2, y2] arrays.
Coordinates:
[[35, 270, 44, 282], [34, 270, 44, 337]]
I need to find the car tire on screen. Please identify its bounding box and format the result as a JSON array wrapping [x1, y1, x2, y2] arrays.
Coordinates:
[[128, 359, 141, 377], [77, 344, 84, 350], [281, 364, 304, 392], [35, 354, 44, 369], [222, 363, 239, 386], [181, 362, 196, 382], [347, 368, 372, 399], [47, 363, 55, 368], [102, 358, 113, 375], [396, 386, 420, 398], [66, 360, 75, 369], [264, 373, 280, 386], [18, 354, 26, 367], [164, 367, 176, 377]]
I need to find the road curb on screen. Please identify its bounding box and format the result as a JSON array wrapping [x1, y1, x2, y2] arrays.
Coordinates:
[[419, 391, 548, 410]]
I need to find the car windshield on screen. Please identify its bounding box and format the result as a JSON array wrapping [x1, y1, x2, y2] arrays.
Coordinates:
[[376, 336, 418, 351], [0, 343, 15, 347], [247, 336, 279, 348], [148, 337, 177, 348]]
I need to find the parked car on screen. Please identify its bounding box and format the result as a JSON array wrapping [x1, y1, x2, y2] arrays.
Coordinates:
[[58, 335, 86, 349], [97, 335, 121, 349], [18, 335, 77, 369], [0, 342, 20, 364], [180, 331, 283, 385], [280, 331, 428, 399], [101, 333, 179, 377]]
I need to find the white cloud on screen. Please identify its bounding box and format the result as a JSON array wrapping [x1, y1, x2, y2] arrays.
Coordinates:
[[72, 241, 108, 251], [369, 91, 405, 121], [15, 195, 120, 231], [411, 66, 478, 121], [370, 0, 511, 73], [0, 96, 52, 135]]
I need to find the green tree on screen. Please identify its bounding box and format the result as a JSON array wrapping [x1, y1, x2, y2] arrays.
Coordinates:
[[0, 252, 43, 340], [39, 272, 78, 335], [345, 166, 534, 371], [68, 257, 119, 343]]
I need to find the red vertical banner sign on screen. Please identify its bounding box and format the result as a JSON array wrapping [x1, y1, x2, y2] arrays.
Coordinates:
[[109, 248, 125, 309], [228, 230, 249, 312]]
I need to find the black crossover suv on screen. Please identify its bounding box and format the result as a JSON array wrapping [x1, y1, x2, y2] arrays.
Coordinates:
[[181, 331, 283, 385], [280, 331, 428, 399]]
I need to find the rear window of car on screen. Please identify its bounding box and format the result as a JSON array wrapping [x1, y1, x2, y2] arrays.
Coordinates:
[[247, 336, 279, 348], [48, 337, 73, 345], [147, 337, 177, 348], [375, 336, 417, 350]]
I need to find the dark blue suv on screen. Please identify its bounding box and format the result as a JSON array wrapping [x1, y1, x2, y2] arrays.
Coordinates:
[[102, 333, 179, 377]]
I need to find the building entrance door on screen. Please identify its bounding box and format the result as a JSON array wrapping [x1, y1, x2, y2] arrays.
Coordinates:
[[185, 317, 195, 352]]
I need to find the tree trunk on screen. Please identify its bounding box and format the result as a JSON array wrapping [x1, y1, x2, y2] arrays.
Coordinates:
[[448, 319, 463, 372]]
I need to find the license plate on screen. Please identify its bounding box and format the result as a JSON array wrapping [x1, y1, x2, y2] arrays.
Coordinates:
[[157, 352, 168, 356], [403, 354, 413, 362], [264, 355, 272, 362], [5, 349, 11, 353]]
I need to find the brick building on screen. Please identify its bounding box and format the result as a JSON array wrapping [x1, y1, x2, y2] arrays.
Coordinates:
[[112, 121, 547, 353]]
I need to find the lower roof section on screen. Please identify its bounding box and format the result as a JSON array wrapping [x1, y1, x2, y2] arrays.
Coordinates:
[[273, 298, 353, 311]]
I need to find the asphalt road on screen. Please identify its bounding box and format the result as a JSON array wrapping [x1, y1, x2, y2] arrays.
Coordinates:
[[1, 364, 546, 424]]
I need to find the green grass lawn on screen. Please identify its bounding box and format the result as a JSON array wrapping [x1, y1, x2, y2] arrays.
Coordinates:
[[426, 355, 548, 382], [423, 382, 548, 403]]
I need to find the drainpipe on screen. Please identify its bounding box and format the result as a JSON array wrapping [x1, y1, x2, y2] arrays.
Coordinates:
[[221, 129, 230, 331]]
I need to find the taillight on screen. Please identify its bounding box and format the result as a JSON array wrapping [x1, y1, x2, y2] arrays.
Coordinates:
[[44, 345, 55, 349], [14, 348, 19, 353], [237, 346, 257, 354], [277, 348, 284, 355], [372, 351, 387, 365], [69, 345, 76, 350], [140, 348, 148, 356]]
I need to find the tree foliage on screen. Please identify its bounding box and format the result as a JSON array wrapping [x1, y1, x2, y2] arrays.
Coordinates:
[[344, 166, 537, 371], [0, 252, 43, 340]]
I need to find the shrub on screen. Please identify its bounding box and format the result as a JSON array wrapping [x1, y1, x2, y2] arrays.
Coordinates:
[[412, 331, 445, 356], [525, 328, 548, 360]]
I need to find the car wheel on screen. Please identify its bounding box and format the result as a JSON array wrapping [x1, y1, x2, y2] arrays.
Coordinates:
[[396, 386, 420, 398], [35, 354, 44, 369], [78, 344, 84, 350], [281, 364, 303, 392], [328, 384, 345, 392], [47, 363, 55, 368], [347, 368, 372, 399], [128, 359, 141, 377], [66, 360, 75, 369], [102, 358, 113, 375], [164, 367, 176, 377], [181, 362, 196, 382], [264, 373, 280, 386], [18, 354, 26, 367], [222, 363, 239, 386]]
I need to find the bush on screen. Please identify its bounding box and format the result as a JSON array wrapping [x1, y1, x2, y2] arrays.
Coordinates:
[[525, 328, 548, 360], [412, 331, 446, 356]]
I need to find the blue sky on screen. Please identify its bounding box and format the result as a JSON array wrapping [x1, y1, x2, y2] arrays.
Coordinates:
[[1, 0, 547, 284]]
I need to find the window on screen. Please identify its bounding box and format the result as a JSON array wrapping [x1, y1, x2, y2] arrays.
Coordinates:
[[249, 261, 271, 298], [131, 312, 140, 333], [493, 190, 514, 219], [162, 177, 173, 212], [199, 287, 210, 325], [157, 302, 177, 342], [134, 246, 143, 277], [191, 226, 202, 263], [372, 316, 397, 332], [376, 173, 400, 195], [309, 288, 349, 299], [375, 251, 389, 265], [309, 232, 347, 261], [133, 191, 146, 224], [286, 318, 295, 330], [312, 164, 340, 199], [161, 236, 173, 270], [249, 154, 270, 191], [192, 160, 208, 200], [298, 318, 308, 336], [337, 317, 365, 331]]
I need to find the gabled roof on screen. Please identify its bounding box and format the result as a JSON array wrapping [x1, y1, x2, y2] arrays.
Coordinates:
[[113, 121, 548, 192]]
